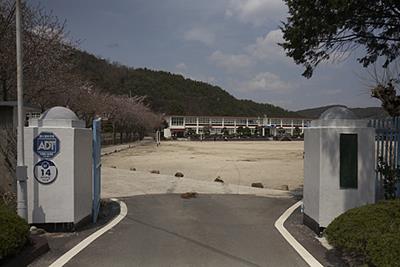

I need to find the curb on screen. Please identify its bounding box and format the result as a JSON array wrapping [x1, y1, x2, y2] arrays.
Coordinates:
[[48, 198, 127, 267], [275, 201, 323, 267], [1, 235, 49, 267]]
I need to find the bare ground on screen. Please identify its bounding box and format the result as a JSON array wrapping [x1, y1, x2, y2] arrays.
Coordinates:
[[102, 140, 304, 191]]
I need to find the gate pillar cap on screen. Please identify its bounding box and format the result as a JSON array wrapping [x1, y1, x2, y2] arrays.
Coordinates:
[[319, 106, 357, 120], [40, 106, 79, 121], [311, 106, 369, 128], [29, 106, 86, 128]]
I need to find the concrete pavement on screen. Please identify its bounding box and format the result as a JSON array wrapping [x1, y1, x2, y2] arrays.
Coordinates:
[[66, 194, 308, 267]]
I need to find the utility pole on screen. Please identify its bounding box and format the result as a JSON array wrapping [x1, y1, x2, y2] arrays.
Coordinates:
[[16, 0, 28, 220]]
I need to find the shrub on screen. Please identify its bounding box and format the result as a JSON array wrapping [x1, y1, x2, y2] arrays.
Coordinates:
[[325, 200, 400, 267], [0, 201, 30, 260]]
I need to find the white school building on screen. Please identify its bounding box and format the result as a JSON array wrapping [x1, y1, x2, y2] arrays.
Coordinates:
[[163, 115, 312, 138]]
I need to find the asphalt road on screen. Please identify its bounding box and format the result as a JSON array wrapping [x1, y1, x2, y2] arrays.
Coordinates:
[[66, 194, 308, 267]]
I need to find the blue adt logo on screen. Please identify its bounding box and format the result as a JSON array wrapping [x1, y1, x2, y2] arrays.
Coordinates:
[[33, 132, 60, 159]]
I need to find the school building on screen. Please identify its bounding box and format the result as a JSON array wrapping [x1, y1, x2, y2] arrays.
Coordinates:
[[163, 115, 312, 138]]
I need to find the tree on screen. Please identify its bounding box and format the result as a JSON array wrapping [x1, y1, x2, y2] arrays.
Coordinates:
[[0, 0, 78, 104], [293, 126, 301, 138], [236, 126, 244, 136], [221, 127, 229, 136], [281, 1, 400, 78], [202, 125, 211, 137], [243, 127, 251, 137]]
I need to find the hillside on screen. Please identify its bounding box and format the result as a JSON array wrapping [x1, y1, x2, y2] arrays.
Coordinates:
[[297, 105, 388, 119], [71, 50, 300, 117]]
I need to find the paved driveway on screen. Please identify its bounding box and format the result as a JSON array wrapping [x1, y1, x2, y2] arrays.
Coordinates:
[[66, 194, 307, 267]]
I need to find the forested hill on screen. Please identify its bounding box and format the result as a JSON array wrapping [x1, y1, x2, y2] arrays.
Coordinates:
[[297, 105, 388, 119], [71, 50, 300, 117]]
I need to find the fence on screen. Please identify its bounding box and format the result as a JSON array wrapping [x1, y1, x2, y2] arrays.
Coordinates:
[[368, 117, 400, 198]]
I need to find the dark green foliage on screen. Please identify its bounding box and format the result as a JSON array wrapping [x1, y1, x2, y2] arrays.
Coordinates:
[[326, 200, 400, 266], [221, 127, 229, 136], [71, 50, 299, 117], [0, 201, 29, 259], [281, 1, 400, 78], [292, 126, 301, 138], [377, 157, 400, 200], [236, 126, 244, 136], [202, 126, 211, 136], [243, 127, 251, 137], [185, 128, 196, 137]]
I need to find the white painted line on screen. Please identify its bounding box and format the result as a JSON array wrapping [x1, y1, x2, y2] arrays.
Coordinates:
[[49, 198, 128, 267], [274, 201, 324, 267]]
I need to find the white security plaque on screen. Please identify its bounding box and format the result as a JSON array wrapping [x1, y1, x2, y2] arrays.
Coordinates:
[[34, 160, 58, 184]]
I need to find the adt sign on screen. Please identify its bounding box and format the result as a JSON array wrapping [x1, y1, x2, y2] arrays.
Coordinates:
[[33, 132, 60, 159]]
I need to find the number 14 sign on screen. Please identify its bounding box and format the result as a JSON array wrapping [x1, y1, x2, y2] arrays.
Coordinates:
[[34, 160, 58, 184]]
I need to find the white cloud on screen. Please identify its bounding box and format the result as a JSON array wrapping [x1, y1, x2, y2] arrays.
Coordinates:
[[184, 27, 215, 46], [241, 72, 292, 92], [176, 62, 187, 71], [209, 50, 253, 72], [226, 0, 287, 26], [246, 29, 286, 60]]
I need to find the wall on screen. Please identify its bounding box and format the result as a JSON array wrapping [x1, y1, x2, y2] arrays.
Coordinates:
[[74, 129, 93, 223], [25, 128, 75, 223], [303, 128, 321, 225], [318, 127, 375, 227]]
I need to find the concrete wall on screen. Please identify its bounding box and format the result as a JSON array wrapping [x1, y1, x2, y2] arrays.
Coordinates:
[[74, 129, 93, 223], [25, 127, 93, 224], [25, 128, 75, 223], [303, 128, 320, 224], [304, 124, 376, 229], [318, 127, 375, 227]]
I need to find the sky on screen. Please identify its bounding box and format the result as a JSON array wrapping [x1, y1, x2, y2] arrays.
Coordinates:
[[30, 0, 382, 111]]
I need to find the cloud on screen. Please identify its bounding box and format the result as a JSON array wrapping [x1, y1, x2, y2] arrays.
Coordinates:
[[241, 72, 292, 92], [246, 29, 286, 60], [209, 50, 253, 72], [176, 62, 187, 71], [184, 27, 215, 46], [226, 0, 287, 26]]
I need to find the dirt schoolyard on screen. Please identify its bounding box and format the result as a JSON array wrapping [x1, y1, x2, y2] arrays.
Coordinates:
[[102, 140, 304, 191]]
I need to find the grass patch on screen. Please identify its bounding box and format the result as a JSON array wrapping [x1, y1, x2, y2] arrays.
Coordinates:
[[325, 200, 400, 267], [0, 200, 30, 260]]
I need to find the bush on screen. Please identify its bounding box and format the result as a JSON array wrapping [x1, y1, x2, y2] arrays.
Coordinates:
[[325, 200, 400, 267], [0, 201, 30, 260]]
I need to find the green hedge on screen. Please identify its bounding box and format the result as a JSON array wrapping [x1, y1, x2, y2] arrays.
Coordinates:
[[0, 202, 30, 260], [325, 200, 400, 267]]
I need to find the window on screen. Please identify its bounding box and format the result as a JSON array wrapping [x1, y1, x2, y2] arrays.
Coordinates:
[[211, 118, 222, 125], [224, 118, 235, 125], [340, 134, 358, 189], [171, 117, 184, 126], [237, 119, 247, 125], [271, 118, 281, 125], [248, 119, 257, 125], [199, 117, 210, 124], [185, 117, 196, 124]]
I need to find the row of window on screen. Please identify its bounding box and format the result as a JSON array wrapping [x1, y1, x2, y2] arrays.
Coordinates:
[[170, 117, 311, 126]]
